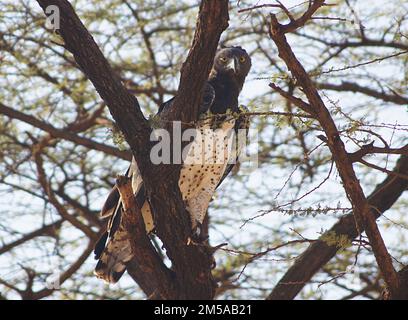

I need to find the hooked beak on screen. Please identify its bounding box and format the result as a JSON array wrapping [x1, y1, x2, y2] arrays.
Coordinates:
[[226, 58, 238, 73]]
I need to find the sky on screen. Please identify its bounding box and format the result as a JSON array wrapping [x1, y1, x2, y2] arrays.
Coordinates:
[[0, 0, 407, 299]]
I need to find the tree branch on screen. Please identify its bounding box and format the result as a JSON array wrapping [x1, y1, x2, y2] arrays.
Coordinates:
[[280, 0, 326, 34], [348, 143, 408, 163], [170, 0, 229, 122], [269, 83, 316, 116], [384, 265, 408, 300], [296, 33, 408, 51], [115, 175, 176, 299], [0, 220, 63, 256], [36, 0, 151, 172], [268, 10, 400, 297], [28, 240, 96, 300], [36, 0, 229, 299], [268, 155, 408, 300], [0, 102, 131, 161], [316, 81, 408, 106], [32, 143, 97, 240], [357, 158, 408, 181]]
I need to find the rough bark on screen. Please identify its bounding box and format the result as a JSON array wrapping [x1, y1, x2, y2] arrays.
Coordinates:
[[116, 176, 176, 299], [37, 0, 229, 299], [387, 265, 408, 300], [267, 4, 400, 297]]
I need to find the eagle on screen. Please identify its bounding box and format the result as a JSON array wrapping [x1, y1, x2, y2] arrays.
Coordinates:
[[94, 46, 252, 283]]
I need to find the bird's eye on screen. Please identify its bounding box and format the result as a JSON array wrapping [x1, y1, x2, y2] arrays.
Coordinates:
[[239, 56, 246, 63], [219, 57, 227, 62]]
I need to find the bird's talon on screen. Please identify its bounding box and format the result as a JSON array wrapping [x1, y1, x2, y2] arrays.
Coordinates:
[[211, 259, 216, 269], [191, 222, 208, 243]]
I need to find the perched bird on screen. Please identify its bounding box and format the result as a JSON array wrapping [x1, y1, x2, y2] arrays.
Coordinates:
[[94, 46, 252, 283]]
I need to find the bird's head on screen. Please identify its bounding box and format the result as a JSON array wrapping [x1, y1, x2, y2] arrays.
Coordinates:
[[211, 46, 251, 82]]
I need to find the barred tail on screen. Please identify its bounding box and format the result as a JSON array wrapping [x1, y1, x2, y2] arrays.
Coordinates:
[[94, 227, 133, 283]]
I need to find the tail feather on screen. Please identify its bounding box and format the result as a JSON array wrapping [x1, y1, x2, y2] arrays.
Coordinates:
[[100, 187, 120, 218], [94, 231, 108, 260], [94, 259, 126, 284], [94, 229, 132, 283], [94, 159, 153, 284]]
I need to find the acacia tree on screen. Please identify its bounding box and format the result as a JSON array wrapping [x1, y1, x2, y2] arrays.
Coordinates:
[[0, 0, 407, 300]]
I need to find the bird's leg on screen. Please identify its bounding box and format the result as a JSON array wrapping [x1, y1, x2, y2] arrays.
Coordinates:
[[186, 229, 217, 270], [191, 221, 209, 242], [182, 198, 209, 245], [187, 219, 209, 245]]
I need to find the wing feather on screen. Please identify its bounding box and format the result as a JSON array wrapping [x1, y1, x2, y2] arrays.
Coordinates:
[[216, 105, 250, 189]]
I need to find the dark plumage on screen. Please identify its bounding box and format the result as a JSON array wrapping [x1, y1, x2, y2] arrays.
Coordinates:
[[94, 46, 251, 283], [209, 46, 251, 114]]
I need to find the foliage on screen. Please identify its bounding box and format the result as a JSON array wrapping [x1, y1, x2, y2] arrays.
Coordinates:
[[0, 0, 407, 300]]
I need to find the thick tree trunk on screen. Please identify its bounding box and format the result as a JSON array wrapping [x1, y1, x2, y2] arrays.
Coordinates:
[[37, 0, 229, 299]]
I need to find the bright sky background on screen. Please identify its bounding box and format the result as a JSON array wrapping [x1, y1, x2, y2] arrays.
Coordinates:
[[0, 0, 407, 299]]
